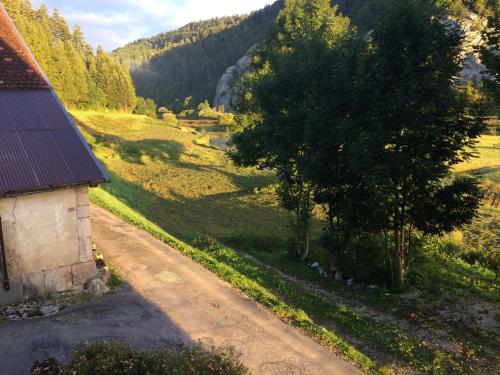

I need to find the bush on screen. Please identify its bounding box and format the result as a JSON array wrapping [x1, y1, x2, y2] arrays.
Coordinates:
[[55, 341, 248, 375], [194, 135, 211, 148], [340, 237, 393, 285], [424, 230, 499, 277], [178, 109, 197, 119], [162, 112, 178, 127]]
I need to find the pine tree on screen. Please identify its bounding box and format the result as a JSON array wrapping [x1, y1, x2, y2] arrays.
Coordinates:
[[4, 2, 138, 112]]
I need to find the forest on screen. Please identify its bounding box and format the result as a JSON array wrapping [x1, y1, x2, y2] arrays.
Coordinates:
[[113, 0, 498, 109], [2, 0, 136, 111], [112, 1, 285, 108]]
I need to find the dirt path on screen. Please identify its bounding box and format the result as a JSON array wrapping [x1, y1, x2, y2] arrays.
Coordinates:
[[93, 205, 364, 374], [0, 205, 363, 375]]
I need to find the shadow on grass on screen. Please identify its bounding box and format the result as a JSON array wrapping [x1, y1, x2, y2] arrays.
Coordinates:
[[76, 117, 276, 192], [75, 119, 188, 164], [99, 170, 289, 245], [409, 254, 499, 301], [464, 166, 500, 178]]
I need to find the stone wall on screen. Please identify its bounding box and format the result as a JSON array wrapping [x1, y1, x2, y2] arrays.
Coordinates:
[[0, 187, 97, 305]]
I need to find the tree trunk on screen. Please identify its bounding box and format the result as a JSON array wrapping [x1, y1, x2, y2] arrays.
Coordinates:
[[300, 229, 309, 261], [394, 225, 404, 290]]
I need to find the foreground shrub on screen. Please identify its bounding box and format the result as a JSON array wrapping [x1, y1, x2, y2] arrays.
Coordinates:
[[57, 341, 248, 375]]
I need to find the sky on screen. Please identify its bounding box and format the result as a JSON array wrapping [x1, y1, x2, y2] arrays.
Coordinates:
[[31, 0, 274, 51]]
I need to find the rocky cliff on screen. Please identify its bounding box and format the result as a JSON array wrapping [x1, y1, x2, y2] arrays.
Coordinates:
[[214, 45, 259, 112], [454, 12, 491, 83], [214, 12, 494, 112]]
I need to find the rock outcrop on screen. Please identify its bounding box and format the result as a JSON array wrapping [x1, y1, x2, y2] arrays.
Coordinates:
[[214, 45, 259, 112], [454, 12, 491, 84], [214, 13, 494, 113]]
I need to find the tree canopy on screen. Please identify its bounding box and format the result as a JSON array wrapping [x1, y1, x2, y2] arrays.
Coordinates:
[[3, 0, 137, 111], [230, 0, 486, 287]]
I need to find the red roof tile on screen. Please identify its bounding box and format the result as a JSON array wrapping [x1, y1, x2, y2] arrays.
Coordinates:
[[0, 6, 49, 90]]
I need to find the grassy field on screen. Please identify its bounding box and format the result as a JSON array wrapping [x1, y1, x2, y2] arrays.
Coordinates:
[[73, 111, 499, 374], [455, 135, 500, 183], [73, 111, 290, 244]]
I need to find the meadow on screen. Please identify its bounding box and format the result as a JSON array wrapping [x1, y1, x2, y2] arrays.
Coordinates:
[[73, 111, 499, 374]]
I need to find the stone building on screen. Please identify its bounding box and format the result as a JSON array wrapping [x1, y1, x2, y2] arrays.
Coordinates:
[[0, 5, 108, 305]]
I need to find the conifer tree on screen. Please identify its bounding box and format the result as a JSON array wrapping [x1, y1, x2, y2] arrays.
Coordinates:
[[4, 2, 138, 112]]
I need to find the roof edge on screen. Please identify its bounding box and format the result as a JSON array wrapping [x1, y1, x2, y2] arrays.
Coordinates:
[[0, 3, 52, 90], [0, 180, 108, 199], [47, 90, 111, 183]]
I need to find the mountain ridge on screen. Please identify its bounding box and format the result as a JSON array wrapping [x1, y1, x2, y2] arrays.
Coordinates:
[[114, 0, 498, 109]]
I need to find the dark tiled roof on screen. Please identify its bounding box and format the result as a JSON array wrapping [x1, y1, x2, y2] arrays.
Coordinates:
[[0, 6, 108, 196]]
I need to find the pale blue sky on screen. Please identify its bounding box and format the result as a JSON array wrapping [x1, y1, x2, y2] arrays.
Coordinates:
[[31, 0, 274, 51]]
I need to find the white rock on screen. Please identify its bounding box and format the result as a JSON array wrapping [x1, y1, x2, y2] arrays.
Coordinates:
[[335, 271, 343, 281], [214, 45, 259, 112], [347, 278, 354, 286], [311, 262, 320, 269]]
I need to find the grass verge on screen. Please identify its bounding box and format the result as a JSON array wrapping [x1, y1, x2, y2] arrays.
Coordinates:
[[90, 188, 466, 374]]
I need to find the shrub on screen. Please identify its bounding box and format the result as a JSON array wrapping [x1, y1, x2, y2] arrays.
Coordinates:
[[57, 341, 248, 375], [178, 109, 197, 119], [340, 237, 393, 285], [162, 112, 178, 127], [107, 265, 123, 289]]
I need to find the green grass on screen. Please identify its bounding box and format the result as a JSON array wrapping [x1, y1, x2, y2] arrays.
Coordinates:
[[72, 110, 289, 243], [107, 265, 124, 289], [74, 111, 499, 374], [91, 187, 465, 374], [455, 135, 500, 183], [89, 188, 379, 373]]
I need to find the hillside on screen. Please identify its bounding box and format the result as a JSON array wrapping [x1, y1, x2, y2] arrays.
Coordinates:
[[111, 1, 284, 107], [72, 111, 289, 242], [112, 0, 498, 108], [74, 111, 499, 374], [2, 0, 136, 110], [112, 16, 248, 70]]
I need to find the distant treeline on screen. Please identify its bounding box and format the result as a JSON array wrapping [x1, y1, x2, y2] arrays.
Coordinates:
[[112, 0, 497, 109], [3, 0, 497, 112], [3, 0, 136, 111], [112, 1, 285, 108], [112, 16, 248, 70]]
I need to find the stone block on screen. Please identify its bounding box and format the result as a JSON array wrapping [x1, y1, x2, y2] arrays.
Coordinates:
[[44, 266, 73, 294], [22, 271, 45, 299], [86, 277, 109, 296], [77, 217, 92, 239], [75, 187, 89, 207], [98, 267, 110, 286], [76, 204, 90, 219], [72, 284, 85, 294], [72, 261, 97, 286], [78, 237, 93, 262]]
